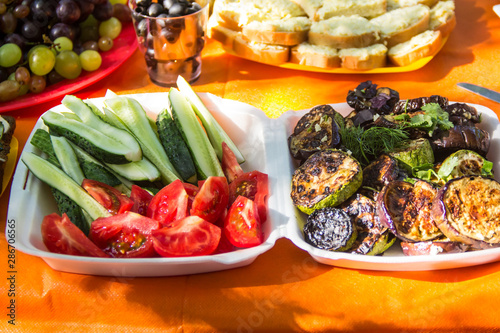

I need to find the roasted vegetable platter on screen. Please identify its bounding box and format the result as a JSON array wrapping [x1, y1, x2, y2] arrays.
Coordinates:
[[7, 84, 500, 275]]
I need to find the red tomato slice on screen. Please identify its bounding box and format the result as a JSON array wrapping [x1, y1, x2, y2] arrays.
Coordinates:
[[130, 185, 153, 216], [224, 196, 263, 248], [147, 179, 189, 227], [90, 211, 161, 258], [41, 213, 109, 257], [82, 179, 134, 215], [229, 171, 269, 223], [190, 176, 229, 224], [182, 182, 199, 211], [221, 141, 244, 183], [152, 216, 221, 257]]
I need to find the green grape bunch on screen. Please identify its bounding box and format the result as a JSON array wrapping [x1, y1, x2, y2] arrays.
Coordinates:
[[0, 0, 132, 103]]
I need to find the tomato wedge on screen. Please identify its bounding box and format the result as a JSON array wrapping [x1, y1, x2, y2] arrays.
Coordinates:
[[147, 179, 189, 227], [82, 179, 134, 215], [229, 171, 269, 223], [41, 213, 109, 257], [183, 182, 199, 211], [224, 195, 263, 248], [221, 141, 244, 183], [190, 176, 229, 224], [90, 211, 161, 258], [130, 185, 153, 216], [152, 216, 221, 257]]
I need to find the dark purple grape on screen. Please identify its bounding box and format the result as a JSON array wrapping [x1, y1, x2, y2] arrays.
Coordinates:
[[135, 18, 148, 37], [4, 33, 27, 50], [56, 0, 81, 24], [188, 2, 201, 13], [13, 4, 30, 18], [162, 0, 177, 9], [93, 1, 113, 21], [21, 21, 42, 41], [0, 68, 9, 82], [136, 0, 152, 7], [82, 40, 98, 51], [49, 22, 75, 41], [147, 3, 164, 17], [161, 27, 179, 43], [75, 0, 94, 22], [167, 2, 186, 17], [47, 70, 65, 85], [112, 3, 132, 22], [0, 12, 17, 34], [30, 0, 56, 20]]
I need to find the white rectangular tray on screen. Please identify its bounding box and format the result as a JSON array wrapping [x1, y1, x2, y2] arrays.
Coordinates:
[[7, 92, 500, 276]]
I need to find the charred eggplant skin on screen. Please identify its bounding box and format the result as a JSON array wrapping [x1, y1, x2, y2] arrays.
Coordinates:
[[392, 95, 449, 115], [432, 176, 500, 250], [288, 105, 343, 162], [400, 239, 469, 256], [346, 81, 399, 115], [291, 149, 362, 214], [362, 154, 402, 191], [432, 125, 490, 160], [303, 207, 357, 251], [377, 180, 442, 242]]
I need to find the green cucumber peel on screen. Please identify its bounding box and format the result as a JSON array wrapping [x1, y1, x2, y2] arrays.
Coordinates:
[[22, 152, 111, 222], [50, 135, 85, 184], [104, 96, 181, 184], [168, 88, 224, 179], [176, 75, 245, 164]]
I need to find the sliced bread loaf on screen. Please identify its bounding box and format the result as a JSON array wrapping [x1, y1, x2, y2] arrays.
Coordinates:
[[242, 16, 311, 45], [387, 0, 439, 10], [388, 29, 442, 66], [233, 35, 291, 65], [316, 0, 387, 21], [309, 15, 380, 49], [290, 42, 340, 68], [339, 43, 387, 69], [429, 0, 456, 37], [370, 4, 430, 47]]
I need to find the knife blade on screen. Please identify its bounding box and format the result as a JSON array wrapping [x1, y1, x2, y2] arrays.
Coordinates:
[[457, 82, 500, 103]]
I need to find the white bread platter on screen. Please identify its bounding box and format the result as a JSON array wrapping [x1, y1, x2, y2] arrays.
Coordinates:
[[7, 92, 500, 276]]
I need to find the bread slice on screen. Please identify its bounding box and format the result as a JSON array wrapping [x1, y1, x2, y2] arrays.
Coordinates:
[[387, 0, 439, 11], [316, 0, 387, 21], [290, 42, 340, 68], [339, 43, 387, 69], [309, 15, 380, 49], [233, 35, 290, 65], [388, 29, 442, 66], [289, 0, 322, 21], [209, 22, 240, 48], [429, 0, 456, 37], [242, 16, 311, 45], [0, 115, 16, 192], [370, 4, 431, 47], [213, 0, 243, 31]]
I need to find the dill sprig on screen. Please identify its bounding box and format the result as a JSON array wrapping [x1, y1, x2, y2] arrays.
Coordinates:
[[339, 124, 409, 165]]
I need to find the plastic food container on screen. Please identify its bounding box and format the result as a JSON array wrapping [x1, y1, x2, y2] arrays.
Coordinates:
[[7, 93, 500, 276]]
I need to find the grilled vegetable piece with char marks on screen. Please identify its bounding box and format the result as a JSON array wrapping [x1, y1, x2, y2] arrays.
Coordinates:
[[445, 103, 480, 125], [377, 180, 443, 242], [288, 104, 343, 162], [431, 125, 490, 160], [437, 149, 494, 183], [392, 95, 449, 115], [400, 237, 469, 256], [291, 149, 362, 214], [432, 176, 500, 250], [303, 207, 357, 252], [346, 81, 400, 115], [389, 138, 434, 173], [340, 193, 396, 255], [362, 154, 404, 191]]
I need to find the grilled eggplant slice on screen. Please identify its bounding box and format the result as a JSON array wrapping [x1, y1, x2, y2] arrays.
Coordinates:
[[400, 238, 469, 256], [303, 207, 357, 251], [362, 154, 402, 191], [288, 105, 343, 162], [392, 95, 449, 115], [445, 103, 480, 125], [377, 180, 443, 242], [432, 125, 490, 160], [432, 176, 500, 250], [437, 149, 494, 183], [291, 149, 362, 214], [346, 81, 400, 115], [340, 193, 396, 255], [389, 138, 434, 173]]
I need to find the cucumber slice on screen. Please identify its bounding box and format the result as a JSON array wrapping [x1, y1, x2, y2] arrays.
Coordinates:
[[106, 158, 161, 182], [51, 135, 85, 184], [30, 128, 60, 167], [62, 95, 142, 160], [176, 75, 245, 164], [156, 108, 197, 183], [168, 88, 224, 179], [104, 96, 181, 184], [22, 152, 111, 221], [42, 111, 141, 165]]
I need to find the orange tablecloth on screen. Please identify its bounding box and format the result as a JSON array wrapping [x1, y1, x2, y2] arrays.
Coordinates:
[[2, 1, 500, 331]]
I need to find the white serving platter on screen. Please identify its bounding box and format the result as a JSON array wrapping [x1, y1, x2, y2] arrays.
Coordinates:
[[7, 93, 500, 276]]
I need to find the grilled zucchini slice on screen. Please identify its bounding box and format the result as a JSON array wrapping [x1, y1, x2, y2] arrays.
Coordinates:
[[389, 138, 434, 173], [291, 149, 362, 214], [437, 149, 494, 183]]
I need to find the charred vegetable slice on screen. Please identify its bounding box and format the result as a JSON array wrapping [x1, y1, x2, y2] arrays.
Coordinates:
[[392, 95, 449, 114], [340, 193, 395, 255], [362, 154, 402, 191], [303, 207, 357, 251], [377, 180, 443, 242], [432, 125, 490, 160], [437, 149, 494, 183], [400, 238, 469, 256], [288, 105, 343, 162], [389, 138, 434, 173], [291, 149, 362, 214], [432, 176, 500, 249]]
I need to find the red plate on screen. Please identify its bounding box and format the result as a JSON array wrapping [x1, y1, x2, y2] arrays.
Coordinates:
[[0, 23, 138, 113]]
